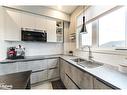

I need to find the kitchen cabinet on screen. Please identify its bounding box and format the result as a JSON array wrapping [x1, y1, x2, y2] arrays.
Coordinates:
[[60, 59, 93, 89], [47, 58, 59, 79], [93, 78, 113, 89], [4, 8, 21, 41], [60, 59, 79, 89], [31, 70, 47, 84], [35, 15, 47, 30], [66, 74, 79, 89], [0, 62, 18, 75], [21, 12, 35, 29], [77, 69, 93, 89], [46, 18, 57, 42], [29, 60, 47, 72], [18, 61, 32, 72]]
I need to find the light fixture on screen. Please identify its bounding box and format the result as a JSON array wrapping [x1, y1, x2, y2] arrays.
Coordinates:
[[80, 5, 87, 34]]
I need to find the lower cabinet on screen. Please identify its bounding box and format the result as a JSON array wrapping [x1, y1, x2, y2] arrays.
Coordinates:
[[31, 70, 47, 84], [93, 78, 113, 89], [0, 62, 18, 75], [47, 67, 59, 79], [47, 58, 59, 79], [65, 74, 79, 89], [77, 69, 93, 89]]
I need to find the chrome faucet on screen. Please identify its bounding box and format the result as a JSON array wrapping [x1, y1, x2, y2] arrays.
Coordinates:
[[81, 45, 93, 61]]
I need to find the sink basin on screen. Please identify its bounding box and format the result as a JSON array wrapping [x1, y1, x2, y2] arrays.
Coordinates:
[[71, 58, 103, 68], [77, 61, 103, 68], [71, 58, 86, 62]]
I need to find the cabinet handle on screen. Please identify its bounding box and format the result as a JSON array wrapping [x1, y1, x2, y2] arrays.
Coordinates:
[[32, 69, 45, 73], [48, 67, 58, 70]]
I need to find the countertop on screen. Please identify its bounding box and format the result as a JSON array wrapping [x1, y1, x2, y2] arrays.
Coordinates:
[[60, 56, 127, 89], [0, 70, 32, 89], [0, 54, 61, 63], [1, 54, 127, 89]]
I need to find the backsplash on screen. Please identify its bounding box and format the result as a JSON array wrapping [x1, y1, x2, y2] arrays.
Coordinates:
[[1, 41, 63, 59]]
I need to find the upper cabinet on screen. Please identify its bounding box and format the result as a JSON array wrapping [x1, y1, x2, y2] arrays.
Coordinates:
[[3, 7, 63, 43], [46, 18, 56, 42], [21, 12, 35, 29], [35, 15, 47, 30], [4, 8, 22, 41]]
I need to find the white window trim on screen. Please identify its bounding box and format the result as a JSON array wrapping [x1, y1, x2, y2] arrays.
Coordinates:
[[76, 6, 127, 56]]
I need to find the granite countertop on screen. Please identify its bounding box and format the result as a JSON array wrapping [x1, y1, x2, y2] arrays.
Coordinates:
[[60, 55, 127, 89], [0, 54, 62, 63], [0, 70, 32, 89]]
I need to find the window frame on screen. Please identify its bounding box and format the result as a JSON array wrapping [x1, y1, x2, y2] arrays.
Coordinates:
[[76, 6, 127, 52]]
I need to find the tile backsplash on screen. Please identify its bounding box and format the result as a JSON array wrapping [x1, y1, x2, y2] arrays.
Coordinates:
[[1, 41, 63, 59]]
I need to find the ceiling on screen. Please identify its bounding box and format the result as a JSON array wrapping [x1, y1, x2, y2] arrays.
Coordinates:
[[45, 6, 78, 15]]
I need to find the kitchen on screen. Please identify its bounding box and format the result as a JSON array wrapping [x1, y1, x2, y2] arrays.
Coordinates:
[[0, 4, 127, 91]]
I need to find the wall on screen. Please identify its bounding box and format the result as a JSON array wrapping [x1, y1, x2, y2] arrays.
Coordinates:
[[69, 6, 127, 67]]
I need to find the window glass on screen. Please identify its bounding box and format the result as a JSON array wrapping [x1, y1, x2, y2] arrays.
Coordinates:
[[80, 23, 92, 46], [99, 7, 125, 48]]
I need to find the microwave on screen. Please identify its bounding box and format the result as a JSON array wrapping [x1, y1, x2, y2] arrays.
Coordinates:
[[21, 28, 47, 42]]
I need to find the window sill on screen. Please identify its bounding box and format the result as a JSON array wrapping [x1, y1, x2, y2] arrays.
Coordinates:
[[76, 47, 127, 56]]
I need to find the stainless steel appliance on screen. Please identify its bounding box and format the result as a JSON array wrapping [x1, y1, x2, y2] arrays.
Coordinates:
[[21, 28, 47, 42]]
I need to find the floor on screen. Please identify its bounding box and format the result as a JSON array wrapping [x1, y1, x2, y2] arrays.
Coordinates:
[[32, 82, 53, 89], [31, 80, 66, 89]]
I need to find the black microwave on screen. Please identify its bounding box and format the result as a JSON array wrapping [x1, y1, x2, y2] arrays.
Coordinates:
[[21, 28, 47, 42]]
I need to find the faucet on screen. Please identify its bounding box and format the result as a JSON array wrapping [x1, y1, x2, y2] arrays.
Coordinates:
[[81, 45, 93, 62]]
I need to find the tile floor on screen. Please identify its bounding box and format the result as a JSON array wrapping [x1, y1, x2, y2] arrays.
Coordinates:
[[31, 82, 53, 89]]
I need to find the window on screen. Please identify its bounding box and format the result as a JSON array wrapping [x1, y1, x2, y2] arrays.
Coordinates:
[[99, 7, 126, 48], [80, 23, 92, 46]]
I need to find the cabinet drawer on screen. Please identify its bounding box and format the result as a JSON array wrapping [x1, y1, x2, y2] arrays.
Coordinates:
[[0, 63, 18, 75], [47, 67, 59, 79], [31, 70, 47, 84], [47, 58, 59, 68], [93, 78, 112, 89], [29, 60, 47, 71]]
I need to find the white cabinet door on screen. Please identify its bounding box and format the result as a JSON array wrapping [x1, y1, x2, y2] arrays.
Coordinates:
[[4, 8, 21, 41], [35, 15, 47, 30], [93, 78, 112, 89], [29, 60, 47, 72], [0, 63, 18, 75], [18, 61, 32, 72], [31, 70, 47, 84], [46, 18, 56, 42], [21, 12, 35, 29]]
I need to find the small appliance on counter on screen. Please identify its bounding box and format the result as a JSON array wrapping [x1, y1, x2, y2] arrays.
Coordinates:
[[7, 45, 25, 60], [7, 47, 17, 59]]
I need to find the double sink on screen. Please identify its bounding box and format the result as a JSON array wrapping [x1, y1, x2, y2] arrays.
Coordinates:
[[70, 58, 104, 69]]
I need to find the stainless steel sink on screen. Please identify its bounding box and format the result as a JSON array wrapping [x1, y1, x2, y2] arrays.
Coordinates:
[[71, 58, 86, 62], [71, 58, 103, 68]]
